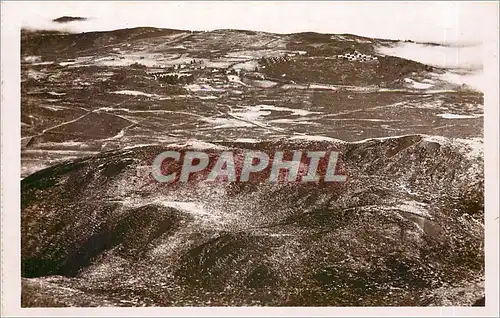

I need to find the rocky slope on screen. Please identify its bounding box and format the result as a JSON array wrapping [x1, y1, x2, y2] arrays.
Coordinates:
[[21, 135, 484, 306]]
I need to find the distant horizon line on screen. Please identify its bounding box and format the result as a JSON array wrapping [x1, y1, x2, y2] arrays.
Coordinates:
[[21, 20, 483, 48]]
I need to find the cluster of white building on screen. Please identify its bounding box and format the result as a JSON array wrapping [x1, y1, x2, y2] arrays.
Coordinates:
[[152, 59, 207, 72], [337, 51, 378, 62], [225, 69, 241, 76], [261, 54, 294, 65], [147, 71, 194, 83]]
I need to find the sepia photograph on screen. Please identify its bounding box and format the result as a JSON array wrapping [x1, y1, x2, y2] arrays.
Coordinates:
[[1, 1, 499, 316]]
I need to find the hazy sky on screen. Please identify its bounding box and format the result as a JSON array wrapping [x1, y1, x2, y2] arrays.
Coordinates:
[[14, 1, 494, 44]]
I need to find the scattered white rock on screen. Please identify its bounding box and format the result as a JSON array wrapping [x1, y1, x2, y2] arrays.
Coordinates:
[[59, 61, 78, 66], [111, 90, 160, 98], [289, 135, 339, 142], [234, 138, 261, 143], [437, 113, 482, 119], [197, 95, 219, 100], [23, 56, 42, 63], [47, 91, 66, 96]]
